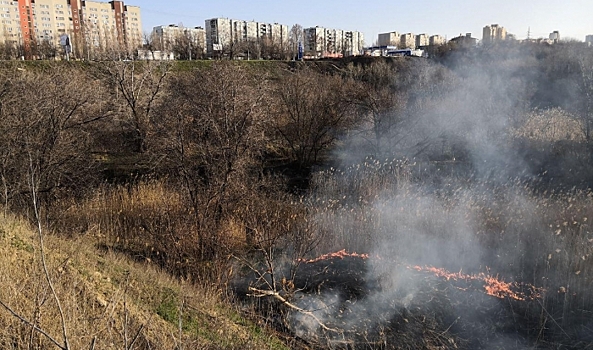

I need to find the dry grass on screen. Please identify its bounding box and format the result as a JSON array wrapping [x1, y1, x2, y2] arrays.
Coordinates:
[[308, 158, 593, 344], [513, 108, 584, 142], [0, 212, 288, 350]]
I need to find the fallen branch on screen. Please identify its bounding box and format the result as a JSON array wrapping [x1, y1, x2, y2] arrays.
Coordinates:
[[248, 287, 342, 334]]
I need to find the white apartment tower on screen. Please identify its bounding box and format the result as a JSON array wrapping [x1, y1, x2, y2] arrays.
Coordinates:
[[205, 17, 288, 56], [400, 33, 415, 49], [304, 26, 363, 58], [429, 35, 445, 46], [415, 33, 429, 47], [153, 24, 206, 55], [482, 24, 507, 44], [378, 31, 399, 46]]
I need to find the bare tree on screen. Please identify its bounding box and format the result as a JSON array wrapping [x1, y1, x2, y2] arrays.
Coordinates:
[[288, 24, 304, 60], [0, 65, 110, 218], [169, 27, 205, 60], [99, 60, 171, 153], [151, 62, 272, 258], [272, 68, 358, 169]]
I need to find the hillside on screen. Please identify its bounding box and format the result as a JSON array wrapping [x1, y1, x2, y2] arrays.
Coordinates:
[[0, 213, 288, 350]]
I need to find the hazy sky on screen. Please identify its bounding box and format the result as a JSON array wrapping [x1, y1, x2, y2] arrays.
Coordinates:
[[137, 0, 593, 43]]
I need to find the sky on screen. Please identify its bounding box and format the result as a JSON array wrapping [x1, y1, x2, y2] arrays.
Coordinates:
[[136, 0, 593, 44]]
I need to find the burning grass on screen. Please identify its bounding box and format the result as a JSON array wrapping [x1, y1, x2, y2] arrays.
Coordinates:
[[254, 158, 593, 348], [244, 250, 555, 349]]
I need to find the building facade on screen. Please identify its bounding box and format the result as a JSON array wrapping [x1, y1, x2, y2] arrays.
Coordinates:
[[586, 35, 593, 45], [429, 35, 445, 46], [378, 31, 399, 46], [152, 24, 206, 57], [482, 24, 507, 44], [303, 25, 363, 58], [450, 33, 477, 47], [549, 30, 560, 43], [415, 33, 429, 47], [205, 17, 288, 57], [0, 0, 142, 59], [400, 33, 415, 49]]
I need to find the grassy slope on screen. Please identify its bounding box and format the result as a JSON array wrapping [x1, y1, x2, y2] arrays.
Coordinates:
[[0, 213, 287, 350]]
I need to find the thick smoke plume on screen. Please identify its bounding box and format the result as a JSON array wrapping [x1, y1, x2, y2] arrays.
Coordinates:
[[280, 45, 593, 348]]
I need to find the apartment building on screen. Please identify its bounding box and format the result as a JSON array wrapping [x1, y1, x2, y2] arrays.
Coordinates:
[[0, 0, 141, 58], [303, 25, 363, 58], [549, 30, 560, 43], [152, 24, 206, 55], [415, 33, 429, 48], [429, 35, 445, 46], [400, 33, 415, 49], [205, 17, 288, 57], [72, 0, 142, 55], [378, 31, 399, 46], [482, 24, 507, 44], [0, 0, 24, 48], [586, 35, 593, 46]]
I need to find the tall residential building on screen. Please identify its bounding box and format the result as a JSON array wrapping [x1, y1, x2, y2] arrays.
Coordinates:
[[0, 0, 142, 58], [586, 35, 593, 45], [415, 33, 429, 47], [378, 31, 399, 46], [205, 17, 288, 57], [152, 24, 206, 55], [429, 35, 445, 46], [482, 24, 507, 44], [344, 30, 363, 57], [400, 33, 415, 49], [303, 26, 363, 58], [549, 30, 560, 43]]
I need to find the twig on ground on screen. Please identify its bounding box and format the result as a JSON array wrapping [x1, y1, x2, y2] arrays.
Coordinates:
[[248, 287, 342, 334]]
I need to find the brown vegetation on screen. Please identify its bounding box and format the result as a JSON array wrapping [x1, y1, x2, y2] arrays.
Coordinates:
[[1, 42, 593, 348]]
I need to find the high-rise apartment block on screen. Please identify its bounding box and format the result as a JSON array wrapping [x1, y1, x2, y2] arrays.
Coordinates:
[[400, 33, 415, 49], [377, 31, 399, 46], [482, 24, 507, 44], [0, 0, 142, 58], [415, 33, 429, 48], [0, 0, 142, 57], [586, 35, 593, 45], [205, 17, 288, 56], [303, 26, 363, 58], [152, 25, 206, 55], [429, 35, 445, 46]]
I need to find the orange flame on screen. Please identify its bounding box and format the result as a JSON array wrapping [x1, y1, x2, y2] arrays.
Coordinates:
[[299, 249, 369, 264], [299, 250, 545, 301], [410, 265, 545, 301]]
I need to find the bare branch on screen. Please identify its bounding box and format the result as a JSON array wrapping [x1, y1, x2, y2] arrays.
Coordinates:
[[248, 287, 342, 334], [0, 298, 66, 350]]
